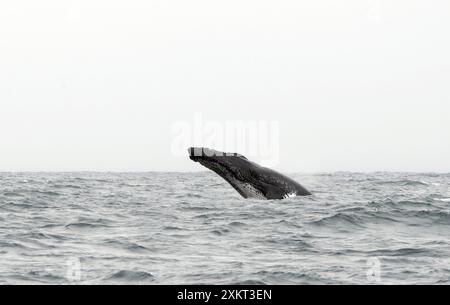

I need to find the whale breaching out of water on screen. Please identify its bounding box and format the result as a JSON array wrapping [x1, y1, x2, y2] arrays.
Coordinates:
[[188, 147, 311, 200]]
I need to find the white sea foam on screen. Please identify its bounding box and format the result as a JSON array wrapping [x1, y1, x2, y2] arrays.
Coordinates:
[[283, 192, 298, 199], [436, 198, 450, 202]]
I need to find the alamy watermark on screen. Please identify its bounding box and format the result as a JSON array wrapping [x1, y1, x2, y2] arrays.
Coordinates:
[[40, 257, 82, 283], [66, 257, 82, 282], [171, 113, 280, 167], [366, 257, 381, 283], [368, 0, 382, 22]]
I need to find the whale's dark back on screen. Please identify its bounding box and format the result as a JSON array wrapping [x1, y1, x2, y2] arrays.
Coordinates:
[[251, 166, 311, 198]]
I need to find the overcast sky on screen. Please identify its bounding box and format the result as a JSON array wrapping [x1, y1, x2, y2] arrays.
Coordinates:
[[1, 1, 449, 172]]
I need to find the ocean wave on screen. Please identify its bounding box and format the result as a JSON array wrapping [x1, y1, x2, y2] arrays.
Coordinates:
[[179, 206, 214, 212], [11, 231, 67, 241], [162, 226, 185, 231], [230, 280, 267, 285], [0, 241, 33, 250], [193, 212, 225, 219], [435, 198, 450, 202], [35, 190, 61, 196], [254, 270, 326, 284], [375, 179, 429, 186], [65, 222, 110, 229], [180, 193, 205, 199], [407, 210, 450, 224], [370, 198, 436, 209], [26, 271, 66, 283], [309, 213, 365, 228], [262, 237, 313, 249], [366, 247, 433, 257], [40, 223, 63, 229], [51, 184, 82, 190], [228, 221, 247, 227], [104, 270, 155, 282], [103, 240, 151, 253], [211, 228, 231, 236], [1, 172, 450, 285], [2, 191, 25, 198]]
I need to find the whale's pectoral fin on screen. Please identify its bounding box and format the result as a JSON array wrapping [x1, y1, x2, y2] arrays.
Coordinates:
[[260, 183, 286, 200]]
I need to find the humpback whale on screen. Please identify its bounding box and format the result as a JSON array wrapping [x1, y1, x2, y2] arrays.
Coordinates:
[[188, 147, 311, 200]]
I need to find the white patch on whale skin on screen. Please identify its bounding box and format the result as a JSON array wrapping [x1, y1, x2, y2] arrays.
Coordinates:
[[283, 192, 298, 199], [241, 183, 266, 199]]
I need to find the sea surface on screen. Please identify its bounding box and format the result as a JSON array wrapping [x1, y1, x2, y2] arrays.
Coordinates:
[[0, 172, 449, 285]]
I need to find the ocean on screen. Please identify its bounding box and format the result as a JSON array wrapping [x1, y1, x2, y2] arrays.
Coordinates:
[[0, 172, 449, 285]]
